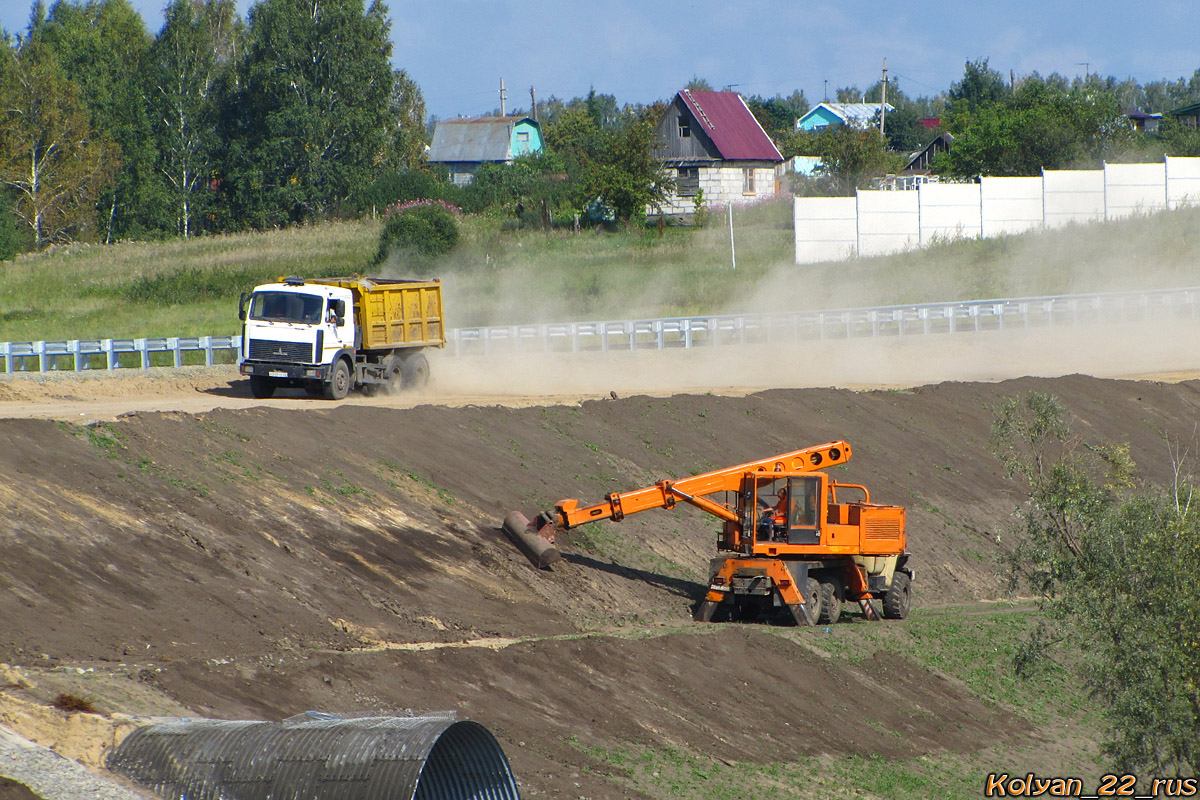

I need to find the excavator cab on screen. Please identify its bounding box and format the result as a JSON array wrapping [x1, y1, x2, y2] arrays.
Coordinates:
[[751, 475, 822, 545], [746, 473, 825, 549]]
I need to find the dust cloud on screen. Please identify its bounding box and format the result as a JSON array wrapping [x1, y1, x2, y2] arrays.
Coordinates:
[[429, 318, 1200, 398], [732, 204, 1200, 316]]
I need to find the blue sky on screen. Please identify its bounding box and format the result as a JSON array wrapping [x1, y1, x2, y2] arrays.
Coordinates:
[[4, 0, 1199, 118]]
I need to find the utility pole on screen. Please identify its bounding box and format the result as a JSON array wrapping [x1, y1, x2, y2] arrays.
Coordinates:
[[499, 78, 507, 116], [879, 58, 888, 141], [823, 79, 828, 102], [530, 86, 537, 122]]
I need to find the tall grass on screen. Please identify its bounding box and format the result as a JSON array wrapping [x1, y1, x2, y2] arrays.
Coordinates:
[[3, 200, 1199, 341], [0, 222, 376, 341]]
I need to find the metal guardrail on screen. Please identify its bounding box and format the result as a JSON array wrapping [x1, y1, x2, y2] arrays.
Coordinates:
[[3, 287, 1198, 373]]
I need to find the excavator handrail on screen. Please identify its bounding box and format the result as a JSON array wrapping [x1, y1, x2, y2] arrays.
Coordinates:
[[554, 441, 852, 529]]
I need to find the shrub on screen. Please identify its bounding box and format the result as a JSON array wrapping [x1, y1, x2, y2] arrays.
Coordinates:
[[354, 169, 458, 214], [0, 193, 28, 261], [375, 201, 460, 263]]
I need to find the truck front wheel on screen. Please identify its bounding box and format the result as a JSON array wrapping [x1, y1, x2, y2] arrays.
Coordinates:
[[249, 375, 276, 399], [323, 359, 352, 400]]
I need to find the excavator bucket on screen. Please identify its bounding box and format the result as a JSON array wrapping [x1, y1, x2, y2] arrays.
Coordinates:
[[501, 511, 562, 569]]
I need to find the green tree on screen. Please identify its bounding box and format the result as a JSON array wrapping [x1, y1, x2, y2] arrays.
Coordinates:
[[0, 39, 117, 246], [835, 86, 861, 103], [232, 0, 394, 226], [938, 76, 1129, 177], [581, 109, 673, 223], [385, 68, 426, 171], [804, 125, 903, 195], [543, 104, 672, 224], [1159, 116, 1200, 157], [993, 393, 1200, 775], [35, 0, 157, 240], [946, 57, 1010, 115], [0, 190, 28, 260], [745, 94, 803, 141], [863, 80, 933, 153], [146, 0, 240, 237], [460, 151, 569, 221]]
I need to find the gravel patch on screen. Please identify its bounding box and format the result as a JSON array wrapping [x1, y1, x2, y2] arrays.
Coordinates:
[[0, 729, 151, 800]]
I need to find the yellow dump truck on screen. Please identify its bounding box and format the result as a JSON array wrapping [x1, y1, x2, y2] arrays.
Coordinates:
[[237, 276, 445, 399]]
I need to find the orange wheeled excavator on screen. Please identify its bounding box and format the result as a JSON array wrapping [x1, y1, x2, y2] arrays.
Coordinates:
[[501, 441, 912, 626]]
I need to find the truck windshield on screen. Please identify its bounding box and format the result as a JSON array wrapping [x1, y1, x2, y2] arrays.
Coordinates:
[[249, 291, 324, 324]]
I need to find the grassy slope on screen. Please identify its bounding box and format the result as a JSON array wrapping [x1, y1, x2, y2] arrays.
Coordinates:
[[588, 604, 1100, 799], [2, 199, 1199, 343]]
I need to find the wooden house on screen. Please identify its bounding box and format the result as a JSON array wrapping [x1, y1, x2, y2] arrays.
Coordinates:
[[903, 132, 955, 174], [427, 116, 544, 186], [650, 89, 784, 216]]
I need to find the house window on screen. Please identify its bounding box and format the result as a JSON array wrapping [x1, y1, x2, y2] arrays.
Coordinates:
[[677, 167, 699, 197], [678, 115, 690, 138], [517, 131, 529, 143], [743, 168, 756, 195]]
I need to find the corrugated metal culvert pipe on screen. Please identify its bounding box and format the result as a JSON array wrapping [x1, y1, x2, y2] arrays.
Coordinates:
[[106, 712, 521, 800]]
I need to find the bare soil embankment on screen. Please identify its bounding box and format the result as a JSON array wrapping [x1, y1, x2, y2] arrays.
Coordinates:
[[3, 373, 1200, 797]]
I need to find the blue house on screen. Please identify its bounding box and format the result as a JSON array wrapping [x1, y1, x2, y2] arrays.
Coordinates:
[[427, 116, 544, 186], [796, 102, 893, 131]]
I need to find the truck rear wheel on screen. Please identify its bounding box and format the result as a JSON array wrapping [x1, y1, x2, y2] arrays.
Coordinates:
[[323, 359, 351, 400], [402, 354, 429, 390], [883, 572, 911, 620], [249, 375, 276, 399], [382, 357, 404, 395]]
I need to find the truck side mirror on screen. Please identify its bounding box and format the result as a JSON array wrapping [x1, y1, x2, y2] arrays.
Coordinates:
[[238, 292, 250, 321], [331, 299, 346, 325]]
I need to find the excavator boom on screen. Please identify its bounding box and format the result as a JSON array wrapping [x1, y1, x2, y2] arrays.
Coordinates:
[[501, 441, 852, 568]]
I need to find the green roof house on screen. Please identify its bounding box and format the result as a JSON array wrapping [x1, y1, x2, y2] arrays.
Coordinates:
[[427, 116, 544, 186]]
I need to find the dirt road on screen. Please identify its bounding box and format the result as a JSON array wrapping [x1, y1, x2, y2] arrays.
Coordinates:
[[3, 317, 1199, 421]]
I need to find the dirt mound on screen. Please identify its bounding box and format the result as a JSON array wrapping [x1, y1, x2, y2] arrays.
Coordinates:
[[3, 375, 1199, 797]]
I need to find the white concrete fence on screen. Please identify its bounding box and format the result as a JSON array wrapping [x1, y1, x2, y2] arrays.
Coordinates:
[[795, 156, 1200, 263], [4, 287, 1197, 373]]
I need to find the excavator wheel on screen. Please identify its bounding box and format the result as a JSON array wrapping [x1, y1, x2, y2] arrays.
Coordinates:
[[801, 577, 822, 625], [817, 578, 843, 625], [883, 572, 911, 619]]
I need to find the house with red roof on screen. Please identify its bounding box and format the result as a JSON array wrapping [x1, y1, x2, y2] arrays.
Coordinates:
[[650, 90, 784, 216]]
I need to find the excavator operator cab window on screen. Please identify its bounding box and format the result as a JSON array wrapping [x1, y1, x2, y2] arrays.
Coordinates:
[[785, 475, 822, 545], [754, 478, 788, 542]]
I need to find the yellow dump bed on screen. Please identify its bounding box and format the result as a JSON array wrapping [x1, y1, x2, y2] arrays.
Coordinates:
[[312, 277, 445, 351]]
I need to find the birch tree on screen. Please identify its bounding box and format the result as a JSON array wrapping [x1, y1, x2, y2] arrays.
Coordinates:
[[35, 0, 152, 239], [147, 0, 239, 237], [0, 40, 116, 247]]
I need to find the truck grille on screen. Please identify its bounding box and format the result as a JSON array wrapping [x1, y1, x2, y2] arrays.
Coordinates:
[[249, 339, 313, 363]]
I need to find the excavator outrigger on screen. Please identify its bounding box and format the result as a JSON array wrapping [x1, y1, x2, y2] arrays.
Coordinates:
[[502, 441, 912, 626]]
